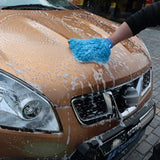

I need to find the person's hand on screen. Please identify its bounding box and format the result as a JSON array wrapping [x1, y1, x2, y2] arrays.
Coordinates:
[[68, 38, 113, 63]]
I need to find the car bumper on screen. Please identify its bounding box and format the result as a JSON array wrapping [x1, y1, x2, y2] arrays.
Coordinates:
[[70, 99, 156, 160], [1, 99, 155, 160]]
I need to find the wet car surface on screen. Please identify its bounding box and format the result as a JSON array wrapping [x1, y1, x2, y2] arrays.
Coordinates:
[[0, 0, 155, 159]]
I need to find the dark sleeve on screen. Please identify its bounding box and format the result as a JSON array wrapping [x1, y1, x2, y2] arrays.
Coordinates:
[[126, 2, 160, 35]]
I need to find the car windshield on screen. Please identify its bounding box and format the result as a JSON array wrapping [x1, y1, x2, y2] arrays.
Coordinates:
[[0, 0, 77, 10]]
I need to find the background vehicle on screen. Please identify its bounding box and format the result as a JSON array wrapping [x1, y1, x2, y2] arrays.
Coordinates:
[[0, 0, 155, 159]]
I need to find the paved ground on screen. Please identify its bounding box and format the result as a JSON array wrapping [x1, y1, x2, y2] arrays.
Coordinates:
[[123, 27, 160, 160]]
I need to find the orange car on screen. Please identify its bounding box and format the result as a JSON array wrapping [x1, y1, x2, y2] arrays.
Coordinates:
[[0, 0, 155, 160]]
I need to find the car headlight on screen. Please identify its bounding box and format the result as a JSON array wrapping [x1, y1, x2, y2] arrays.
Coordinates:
[[0, 70, 60, 133]]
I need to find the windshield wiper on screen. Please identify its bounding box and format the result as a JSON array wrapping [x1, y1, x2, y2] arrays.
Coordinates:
[[2, 4, 64, 10]]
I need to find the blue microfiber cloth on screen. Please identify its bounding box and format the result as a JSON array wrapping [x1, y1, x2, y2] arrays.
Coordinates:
[[68, 38, 113, 63]]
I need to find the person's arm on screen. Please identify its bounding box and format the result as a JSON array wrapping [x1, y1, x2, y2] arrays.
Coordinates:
[[108, 2, 160, 46], [108, 22, 133, 46]]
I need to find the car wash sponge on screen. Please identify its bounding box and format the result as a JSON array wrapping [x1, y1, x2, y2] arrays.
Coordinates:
[[68, 38, 113, 63]]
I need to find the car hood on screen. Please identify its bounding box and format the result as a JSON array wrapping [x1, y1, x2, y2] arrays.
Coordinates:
[[0, 9, 151, 106]]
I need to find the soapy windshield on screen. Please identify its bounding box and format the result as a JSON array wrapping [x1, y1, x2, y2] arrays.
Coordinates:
[[0, 0, 77, 10]]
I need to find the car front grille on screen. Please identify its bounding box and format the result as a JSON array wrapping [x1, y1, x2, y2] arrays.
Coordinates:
[[71, 92, 116, 125], [71, 69, 152, 125], [72, 93, 107, 120]]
